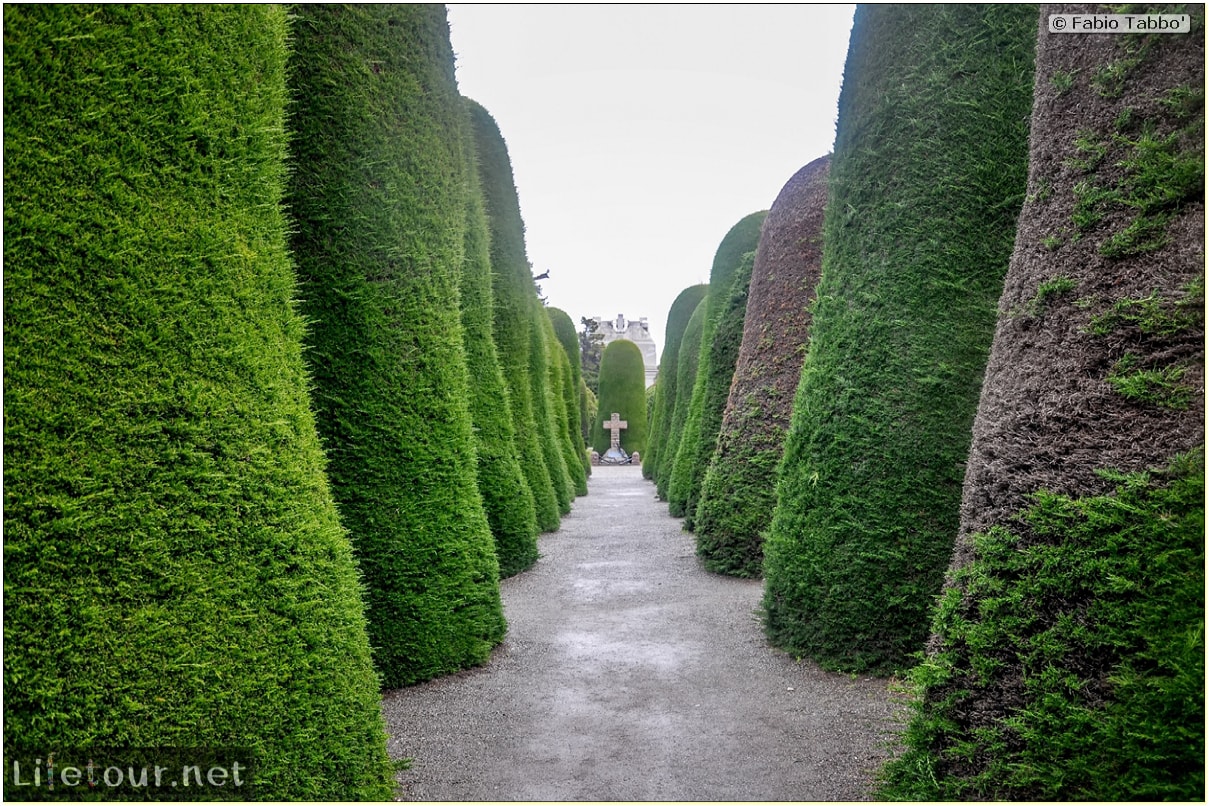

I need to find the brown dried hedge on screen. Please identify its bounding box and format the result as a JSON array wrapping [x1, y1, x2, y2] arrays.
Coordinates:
[[883, 4, 1204, 800]]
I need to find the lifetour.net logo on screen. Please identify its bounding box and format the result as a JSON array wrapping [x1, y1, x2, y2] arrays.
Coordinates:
[[5, 748, 255, 801]]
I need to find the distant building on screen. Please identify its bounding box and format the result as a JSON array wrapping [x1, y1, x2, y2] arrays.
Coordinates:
[[593, 314, 658, 388]]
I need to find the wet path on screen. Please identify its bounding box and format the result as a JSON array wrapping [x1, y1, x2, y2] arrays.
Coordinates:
[[382, 466, 904, 801]]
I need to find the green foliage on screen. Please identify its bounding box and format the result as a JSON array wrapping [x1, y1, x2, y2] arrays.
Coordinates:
[[531, 313, 574, 515], [1106, 353, 1193, 409], [593, 340, 649, 456], [683, 251, 757, 532], [762, 3, 1037, 675], [286, 5, 505, 687], [579, 317, 605, 396], [2, 5, 392, 798], [581, 380, 598, 452], [880, 455, 1204, 801], [548, 307, 592, 486], [543, 310, 588, 497], [469, 99, 560, 535], [457, 105, 539, 578], [1067, 95, 1204, 258], [669, 213, 766, 519], [658, 296, 707, 503], [647, 285, 709, 485]]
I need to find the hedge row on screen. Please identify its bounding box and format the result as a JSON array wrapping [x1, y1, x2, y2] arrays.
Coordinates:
[[594, 339, 649, 457], [762, 3, 1037, 675], [882, 4, 1205, 798], [3, 5, 393, 798], [658, 297, 708, 501], [469, 100, 562, 536], [458, 99, 540, 578], [287, 4, 506, 688], [694, 156, 830, 577], [646, 285, 708, 487], [547, 307, 592, 493], [652, 286, 706, 493], [667, 211, 766, 519]]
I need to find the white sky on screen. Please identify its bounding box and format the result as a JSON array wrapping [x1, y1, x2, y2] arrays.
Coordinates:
[[447, 3, 855, 360]]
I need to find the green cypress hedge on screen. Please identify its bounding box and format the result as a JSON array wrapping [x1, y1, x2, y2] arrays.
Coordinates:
[[646, 285, 709, 485], [287, 4, 506, 687], [694, 157, 831, 577], [469, 99, 561, 534], [532, 314, 574, 515], [762, 3, 1037, 675], [668, 212, 766, 519], [2, 5, 392, 798], [658, 296, 708, 501], [547, 307, 591, 492], [458, 103, 539, 578], [682, 251, 756, 531], [593, 339, 649, 457], [581, 380, 598, 454], [882, 6, 1205, 799]]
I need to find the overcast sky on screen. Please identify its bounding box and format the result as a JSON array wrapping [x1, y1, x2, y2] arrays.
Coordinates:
[[447, 3, 855, 361]]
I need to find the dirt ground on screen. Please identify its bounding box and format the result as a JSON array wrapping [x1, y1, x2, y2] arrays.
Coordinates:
[[383, 466, 906, 801]]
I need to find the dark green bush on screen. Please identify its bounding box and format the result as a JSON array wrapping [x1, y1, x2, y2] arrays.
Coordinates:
[[880, 455, 1204, 801], [658, 296, 708, 503], [762, 3, 1037, 675], [668, 212, 766, 519], [458, 105, 539, 578], [286, 4, 506, 687], [469, 99, 561, 534], [547, 307, 591, 493], [647, 285, 708, 485], [593, 340, 649, 457], [694, 156, 831, 578], [2, 5, 392, 798]]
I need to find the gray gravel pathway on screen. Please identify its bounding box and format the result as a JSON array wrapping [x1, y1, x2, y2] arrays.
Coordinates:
[[383, 465, 905, 801]]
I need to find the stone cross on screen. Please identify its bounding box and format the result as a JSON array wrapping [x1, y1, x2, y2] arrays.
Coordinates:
[[602, 412, 627, 451]]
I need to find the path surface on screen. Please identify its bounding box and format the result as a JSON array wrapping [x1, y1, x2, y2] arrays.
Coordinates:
[[383, 466, 905, 801]]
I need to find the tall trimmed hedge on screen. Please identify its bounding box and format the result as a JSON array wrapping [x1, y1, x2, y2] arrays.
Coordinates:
[[657, 296, 708, 501], [646, 284, 709, 485], [548, 307, 591, 492], [593, 339, 649, 456], [682, 251, 756, 531], [457, 103, 539, 578], [532, 314, 574, 515], [761, 3, 1037, 675], [2, 5, 392, 799], [695, 156, 830, 577], [287, 4, 506, 687], [469, 99, 561, 534], [668, 211, 766, 519], [882, 5, 1205, 799]]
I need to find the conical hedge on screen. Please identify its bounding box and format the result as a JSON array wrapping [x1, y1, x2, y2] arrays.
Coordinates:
[[668, 211, 766, 519], [882, 5, 1204, 799], [286, 4, 506, 687], [658, 296, 708, 501], [593, 339, 649, 457], [532, 313, 574, 515], [2, 5, 392, 798], [695, 156, 830, 577], [762, 3, 1038, 675], [457, 101, 539, 578], [548, 307, 591, 493], [647, 284, 709, 486], [469, 99, 561, 534]]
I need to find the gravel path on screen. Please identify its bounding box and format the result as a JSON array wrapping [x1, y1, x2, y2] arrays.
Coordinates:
[[383, 466, 905, 801]]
